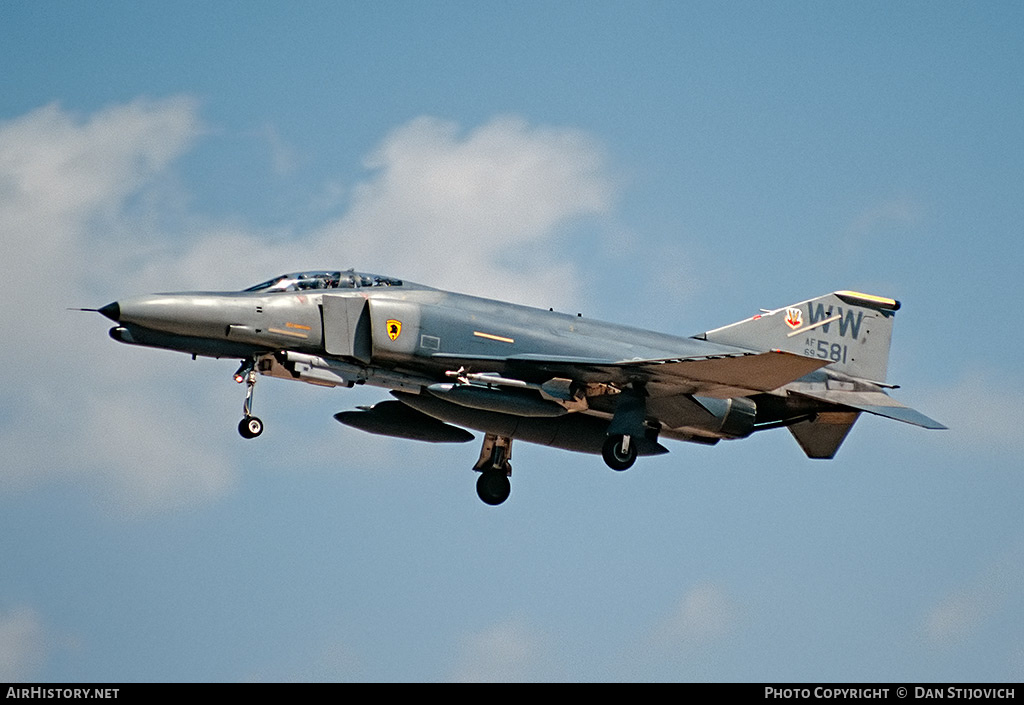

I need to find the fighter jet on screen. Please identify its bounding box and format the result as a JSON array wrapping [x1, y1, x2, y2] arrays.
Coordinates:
[[91, 269, 944, 505]]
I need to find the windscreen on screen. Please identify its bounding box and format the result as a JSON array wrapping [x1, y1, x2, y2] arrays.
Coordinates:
[[243, 271, 402, 293]]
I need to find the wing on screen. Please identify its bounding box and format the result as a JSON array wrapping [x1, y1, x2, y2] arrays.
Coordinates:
[[614, 350, 831, 397], [432, 349, 830, 399]]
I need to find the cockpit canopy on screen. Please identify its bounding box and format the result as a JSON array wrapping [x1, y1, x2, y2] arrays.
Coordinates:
[[243, 270, 403, 293]]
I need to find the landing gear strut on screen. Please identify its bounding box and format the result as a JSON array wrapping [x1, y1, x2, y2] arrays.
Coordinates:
[[473, 434, 512, 505], [235, 359, 264, 439]]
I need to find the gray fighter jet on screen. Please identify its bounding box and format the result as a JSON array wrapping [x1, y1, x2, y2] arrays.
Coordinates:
[[91, 270, 944, 505]]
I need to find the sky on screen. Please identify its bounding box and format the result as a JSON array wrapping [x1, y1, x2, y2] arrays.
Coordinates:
[[1, 1, 1022, 683]]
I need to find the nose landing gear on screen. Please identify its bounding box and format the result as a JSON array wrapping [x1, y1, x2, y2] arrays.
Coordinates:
[[235, 359, 264, 439]]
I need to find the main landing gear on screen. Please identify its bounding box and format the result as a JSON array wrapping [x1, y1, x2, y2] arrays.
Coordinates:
[[601, 383, 646, 471], [602, 433, 638, 471], [234, 359, 264, 439], [473, 434, 512, 505]]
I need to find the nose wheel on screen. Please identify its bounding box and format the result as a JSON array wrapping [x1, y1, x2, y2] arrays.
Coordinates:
[[238, 415, 264, 439], [235, 360, 264, 439]]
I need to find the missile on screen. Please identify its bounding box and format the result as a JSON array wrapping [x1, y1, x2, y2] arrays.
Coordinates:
[[333, 400, 474, 443], [426, 383, 567, 418]]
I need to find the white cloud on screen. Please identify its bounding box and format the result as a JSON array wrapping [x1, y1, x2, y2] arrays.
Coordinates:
[[257, 122, 299, 176], [313, 115, 614, 308], [847, 197, 923, 238], [107, 114, 615, 303], [655, 581, 740, 647], [836, 195, 925, 260], [0, 98, 198, 221], [247, 637, 364, 682], [0, 97, 237, 514], [923, 545, 1024, 647], [81, 394, 239, 517], [0, 607, 46, 682], [451, 618, 552, 683], [923, 590, 993, 646], [617, 582, 742, 680], [0, 98, 201, 297], [0, 99, 618, 515], [0, 96, 202, 327], [917, 370, 1024, 456]]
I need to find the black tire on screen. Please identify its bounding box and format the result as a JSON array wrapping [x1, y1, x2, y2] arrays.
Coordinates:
[[238, 416, 264, 439], [602, 434, 637, 471], [476, 470, 511, 506]]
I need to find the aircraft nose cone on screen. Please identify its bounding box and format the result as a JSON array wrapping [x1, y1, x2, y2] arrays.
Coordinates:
[[98, 302, 120, 322]]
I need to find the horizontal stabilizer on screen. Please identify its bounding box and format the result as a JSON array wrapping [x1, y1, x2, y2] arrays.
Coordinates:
[[791, 389, 947, 430]]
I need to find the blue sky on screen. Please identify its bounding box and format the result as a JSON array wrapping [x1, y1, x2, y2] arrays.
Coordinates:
[[1, 1, 1022, 682]]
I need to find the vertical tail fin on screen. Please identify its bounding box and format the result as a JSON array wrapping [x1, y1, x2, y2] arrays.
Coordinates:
[[701, 291, 900, 382]]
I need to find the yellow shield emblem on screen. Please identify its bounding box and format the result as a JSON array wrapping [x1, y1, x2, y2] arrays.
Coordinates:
[[386, 319, 402, 341]]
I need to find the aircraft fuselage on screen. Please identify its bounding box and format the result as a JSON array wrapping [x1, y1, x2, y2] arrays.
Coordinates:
[[105, 284, 738, 380]]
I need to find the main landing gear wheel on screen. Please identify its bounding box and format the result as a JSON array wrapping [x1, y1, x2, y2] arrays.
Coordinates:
[[602, 434, 637, 471], [238, 416, 264, 439], [476, 470, 511, 506]]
